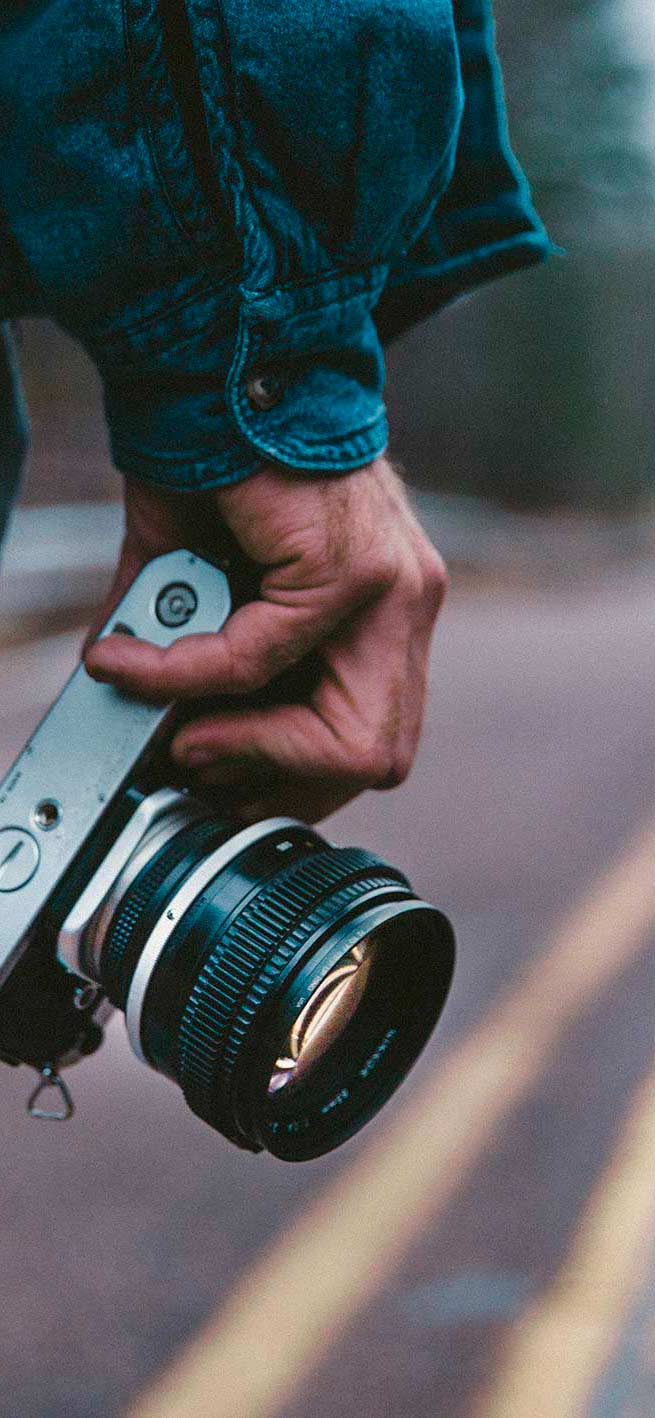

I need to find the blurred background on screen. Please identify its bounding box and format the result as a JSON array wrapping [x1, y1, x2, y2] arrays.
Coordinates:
[[1, 1, 654, 1416]]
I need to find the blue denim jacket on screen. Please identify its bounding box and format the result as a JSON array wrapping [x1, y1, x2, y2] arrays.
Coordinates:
[[0, 0, 552, 494]]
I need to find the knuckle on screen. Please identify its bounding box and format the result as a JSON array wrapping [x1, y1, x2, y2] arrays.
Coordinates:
[[240, 639, 298, 691], [422, 545, 449, 604], [162, 644, 197, 695], [216, 637, 253, 692], [353, 736, 407, 790], [346, 548, 398, 603], [230, 654, 271, 693], [381, 749, 413, 789], [394, 539, 447, 615], [233, 638, 301, 693], [399, 542, 448, 616], [367, 551, 399, 595]]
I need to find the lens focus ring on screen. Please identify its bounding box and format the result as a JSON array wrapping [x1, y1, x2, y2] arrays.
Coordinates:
[[177, 847, 409, 1143], [101, 817, 230, 1008]]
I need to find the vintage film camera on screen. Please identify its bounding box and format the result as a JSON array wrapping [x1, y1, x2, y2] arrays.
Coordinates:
[[0, 551, 454, 1161]]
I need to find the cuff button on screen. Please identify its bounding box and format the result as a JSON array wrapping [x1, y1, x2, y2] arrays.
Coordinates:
[[246, 370, 285, 411]]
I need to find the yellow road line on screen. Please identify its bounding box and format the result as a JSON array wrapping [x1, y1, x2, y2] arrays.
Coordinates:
[[473, 1058, 655, 1418], [128, 817, 655, 1418]]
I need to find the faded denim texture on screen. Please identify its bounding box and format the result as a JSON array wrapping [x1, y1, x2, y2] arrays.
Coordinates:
[[0, 0, 552, 496]]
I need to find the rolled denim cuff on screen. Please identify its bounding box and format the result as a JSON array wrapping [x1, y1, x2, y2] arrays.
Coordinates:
[[92, 268, 389, 492], [225, 266, 389, 474]]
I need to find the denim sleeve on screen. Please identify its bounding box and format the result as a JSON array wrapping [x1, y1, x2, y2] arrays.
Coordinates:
[[95, 0, 468, 485], [376, 0, 555, 342], [0, 0, 552, 492]]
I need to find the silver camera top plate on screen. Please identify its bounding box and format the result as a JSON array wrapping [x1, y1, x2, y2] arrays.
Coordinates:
[[0, 551, 231, 984]]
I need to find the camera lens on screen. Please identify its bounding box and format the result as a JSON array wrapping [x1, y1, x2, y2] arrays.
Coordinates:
[[268, 939, 375, 1096], [93, 811, 455, 1161]]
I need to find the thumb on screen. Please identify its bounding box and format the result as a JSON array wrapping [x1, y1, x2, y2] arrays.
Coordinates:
[[84, 585, 350, 699], [82, 479, 205, 655]]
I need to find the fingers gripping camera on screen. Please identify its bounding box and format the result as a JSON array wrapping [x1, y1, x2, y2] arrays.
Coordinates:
[[0, 553, 455, 1159]]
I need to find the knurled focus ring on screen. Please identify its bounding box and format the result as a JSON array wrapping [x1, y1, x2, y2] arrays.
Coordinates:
[[177, 848, 410, 1142], [100, 817, 223, 1007]]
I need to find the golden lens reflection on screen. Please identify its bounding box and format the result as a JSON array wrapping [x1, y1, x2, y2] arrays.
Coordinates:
[[268, 939, 376, 1095]]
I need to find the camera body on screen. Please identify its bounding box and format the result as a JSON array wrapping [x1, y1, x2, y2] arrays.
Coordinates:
[[0, 553, 233, 1084], [0, 552, 455, 1158]]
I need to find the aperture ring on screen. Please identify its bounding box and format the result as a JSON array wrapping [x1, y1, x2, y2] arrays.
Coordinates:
[[177, 848, 410, 1143], [124, 818, 304, 1064], [100, 816, 223, 1007]]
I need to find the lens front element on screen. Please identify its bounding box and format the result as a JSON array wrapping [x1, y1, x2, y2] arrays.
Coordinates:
[[269, 940, 375, 1095], [252, 901, 453, 1160]]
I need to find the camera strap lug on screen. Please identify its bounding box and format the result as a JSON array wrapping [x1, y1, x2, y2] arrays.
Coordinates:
[[27, 1065, 74, 1122]]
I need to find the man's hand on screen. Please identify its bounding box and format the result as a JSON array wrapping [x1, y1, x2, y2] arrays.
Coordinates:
[[84, 458, 447, 822]]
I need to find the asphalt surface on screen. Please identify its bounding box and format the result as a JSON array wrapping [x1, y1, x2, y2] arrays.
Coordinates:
[[0, 558, 654, 1418]]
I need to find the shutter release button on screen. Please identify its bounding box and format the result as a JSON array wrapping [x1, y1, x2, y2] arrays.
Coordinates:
[[156, 583, 198, 628], [0, 828, 40, 891]]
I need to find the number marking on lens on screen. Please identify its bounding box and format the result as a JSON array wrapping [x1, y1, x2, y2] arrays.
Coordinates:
[[321, 1088, 350, 1114], [360, 1028, 398, 1079]]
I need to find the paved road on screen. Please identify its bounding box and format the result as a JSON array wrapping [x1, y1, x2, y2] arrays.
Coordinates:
[[0, 560, 654, 1418]]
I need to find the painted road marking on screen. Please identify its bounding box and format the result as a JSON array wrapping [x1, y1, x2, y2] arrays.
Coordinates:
[[472, 1059, 655, 1418], [128, 816, 655, 1418]]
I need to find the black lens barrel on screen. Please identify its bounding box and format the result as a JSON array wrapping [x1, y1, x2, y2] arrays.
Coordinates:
[[175, 849, 410, 1148], [98, 816, 455, 1160]]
